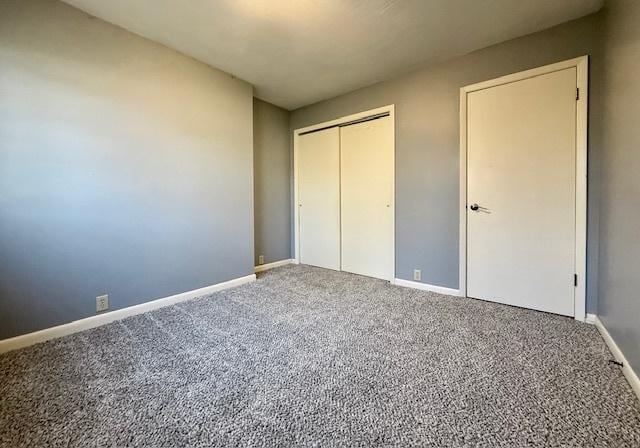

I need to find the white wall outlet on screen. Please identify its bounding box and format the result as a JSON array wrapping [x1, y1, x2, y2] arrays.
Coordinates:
[[96, 294, 109, 313], [413, 269, 421, 281], [258, 255, 265, 265]]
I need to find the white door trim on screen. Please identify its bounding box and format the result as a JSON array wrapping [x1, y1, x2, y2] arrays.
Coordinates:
[[459, 56, 588, 321], [293, 105, 396, 279]]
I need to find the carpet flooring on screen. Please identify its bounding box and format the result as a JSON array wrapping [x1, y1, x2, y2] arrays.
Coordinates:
[[1, 264, 639, 447]]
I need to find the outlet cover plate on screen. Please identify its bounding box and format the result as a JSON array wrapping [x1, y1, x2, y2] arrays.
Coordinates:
[[96, 294, 109, 313]]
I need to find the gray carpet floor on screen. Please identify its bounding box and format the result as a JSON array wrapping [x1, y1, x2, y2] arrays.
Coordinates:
[[1, 265, 639, 447]]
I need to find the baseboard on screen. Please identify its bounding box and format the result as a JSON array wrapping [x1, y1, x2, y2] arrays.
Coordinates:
[[593, 316, 640, 402], [585, 313, 597, 324], [255, 258, 295, 273], [391, 278, 462, 297], [0, 273, 256, 355]]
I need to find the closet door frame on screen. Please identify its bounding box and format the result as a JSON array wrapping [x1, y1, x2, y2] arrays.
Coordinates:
[[293, 105, 395, 278]]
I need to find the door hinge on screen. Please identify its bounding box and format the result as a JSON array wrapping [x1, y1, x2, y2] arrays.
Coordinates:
[[576, 88, 580, 101], [574, 274, 578, 287]]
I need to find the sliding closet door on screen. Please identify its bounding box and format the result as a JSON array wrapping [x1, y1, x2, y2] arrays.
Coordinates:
[[298, 128, 341, 270], [340, 117, 393, 280]]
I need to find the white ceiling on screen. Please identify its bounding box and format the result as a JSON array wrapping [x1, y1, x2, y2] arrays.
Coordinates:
[[62, 0, 602, 110]]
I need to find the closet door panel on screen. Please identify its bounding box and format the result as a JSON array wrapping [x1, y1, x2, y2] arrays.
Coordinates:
[[340, 117, 393, 280], [298, 128, 341, 270]]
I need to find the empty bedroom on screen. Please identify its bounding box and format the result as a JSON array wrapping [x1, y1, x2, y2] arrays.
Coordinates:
[[1, 0, 639, 446]]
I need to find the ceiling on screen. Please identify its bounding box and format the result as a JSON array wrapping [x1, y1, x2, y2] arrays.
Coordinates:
[[62, 0, 602, 110]]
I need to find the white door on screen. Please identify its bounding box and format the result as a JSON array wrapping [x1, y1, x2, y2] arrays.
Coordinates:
[[298, 127, 341, 270], [466, 68, 577, 316], [340, 117, 394, 280]]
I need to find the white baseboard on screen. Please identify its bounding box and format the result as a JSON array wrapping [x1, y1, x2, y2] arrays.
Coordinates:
[[391, 278, 462, 297], [0, 273, 256, 354], [585, 313, 597, 324], [255, 258, 295, 273], [593, 316, 640, 402]]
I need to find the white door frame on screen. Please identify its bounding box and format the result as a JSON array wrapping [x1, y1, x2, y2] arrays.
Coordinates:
[[293, 105, 396, 280], [459, 56, 588, 322]]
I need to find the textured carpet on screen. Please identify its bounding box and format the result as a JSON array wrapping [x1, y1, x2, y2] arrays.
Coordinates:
[[1, 265, 639, 447]]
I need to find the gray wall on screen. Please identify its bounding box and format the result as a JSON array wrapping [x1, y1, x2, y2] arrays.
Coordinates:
[[597, 0, 640, 372], [0, 0, 254, 339], [253, 98, 291, 265], [291, 13, 604, 314]]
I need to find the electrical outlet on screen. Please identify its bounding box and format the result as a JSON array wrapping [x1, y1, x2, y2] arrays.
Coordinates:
[[258, 255, 265, 265], [413, 269, 421, 281], [96, 294, 109, 313]]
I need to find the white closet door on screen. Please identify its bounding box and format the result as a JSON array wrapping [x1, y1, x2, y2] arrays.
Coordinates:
[[340, 116, 394, 280], [466, 67, 577, 316], [298, 127, 341, 270]]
